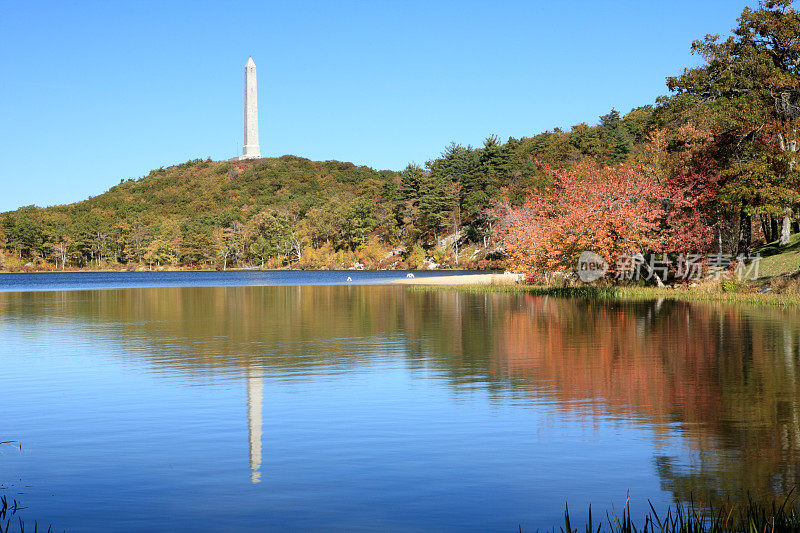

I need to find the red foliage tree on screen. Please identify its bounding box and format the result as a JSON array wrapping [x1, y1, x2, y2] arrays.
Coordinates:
[[496, 159, 713, 276]]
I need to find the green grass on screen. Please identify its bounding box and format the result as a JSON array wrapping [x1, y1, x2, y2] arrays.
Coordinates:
[[754, 233, 800, 279], [408, 284, 800, 307]]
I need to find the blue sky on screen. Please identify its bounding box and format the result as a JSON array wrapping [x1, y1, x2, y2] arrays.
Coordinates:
[[0, 0, 755, 212]]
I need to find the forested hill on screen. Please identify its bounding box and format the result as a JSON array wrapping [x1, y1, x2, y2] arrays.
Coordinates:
[[98, 156, 399, 222], [0, 156, 406, 269], [0, 108, 656, 272]]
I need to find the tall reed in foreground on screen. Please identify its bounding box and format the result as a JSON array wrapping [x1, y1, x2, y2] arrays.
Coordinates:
[[0, 495, 53, 533], [533, 493, 800, 533]]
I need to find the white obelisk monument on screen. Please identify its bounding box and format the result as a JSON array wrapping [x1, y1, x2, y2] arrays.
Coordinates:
[[241, 57, 261, 159]]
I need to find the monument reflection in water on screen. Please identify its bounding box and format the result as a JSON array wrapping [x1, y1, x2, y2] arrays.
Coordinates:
[[247, 366, 263, 483], [2, 284, 800, 530]]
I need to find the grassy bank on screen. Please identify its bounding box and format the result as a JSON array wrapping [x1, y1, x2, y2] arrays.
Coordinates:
[[409, 283, 800, 308]]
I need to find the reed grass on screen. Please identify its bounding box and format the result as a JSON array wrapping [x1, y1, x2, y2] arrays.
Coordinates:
[[2, 490, 800, 531], [533, 493, 800, 533], [0, 495, 51, 533], [409, 284, 800, 308]]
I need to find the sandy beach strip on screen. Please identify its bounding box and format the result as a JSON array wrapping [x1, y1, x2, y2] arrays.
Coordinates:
[[392, 273, 519, 285]]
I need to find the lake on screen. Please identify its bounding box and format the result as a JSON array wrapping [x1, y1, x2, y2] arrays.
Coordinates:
[[2, 272, 799, 531]]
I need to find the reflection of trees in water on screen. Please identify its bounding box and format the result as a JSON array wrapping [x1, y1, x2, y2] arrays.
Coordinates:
[[0, 286, 499, 380], [2, 288, 800, 500], [491, 295, 800, 502], [0, 286, 411, 374]]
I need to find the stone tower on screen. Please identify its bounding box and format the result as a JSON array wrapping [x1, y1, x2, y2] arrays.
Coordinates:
[[241, 57, 261, 159]]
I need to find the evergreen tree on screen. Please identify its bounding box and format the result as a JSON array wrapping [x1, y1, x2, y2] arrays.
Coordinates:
[[666, 0, 800, 253]]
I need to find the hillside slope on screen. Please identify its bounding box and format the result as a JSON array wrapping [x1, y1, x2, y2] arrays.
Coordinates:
[[94, 156, 397, 220], [0, 156, 413, 270]]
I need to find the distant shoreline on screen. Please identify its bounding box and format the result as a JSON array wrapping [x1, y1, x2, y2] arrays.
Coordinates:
[[0, 269, 506, 292], [0, 268, 496, 275]]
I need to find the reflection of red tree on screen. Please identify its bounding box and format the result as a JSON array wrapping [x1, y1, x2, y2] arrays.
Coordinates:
[[492, 296, 716, 431], [493, 297, 760, 441], [491, 295, 800, 497]]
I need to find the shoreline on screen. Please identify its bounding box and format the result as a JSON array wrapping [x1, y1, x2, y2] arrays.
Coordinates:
[[0, 268, 498, 275], [3, 270, 797, 308], [408, 283, 800, 307]]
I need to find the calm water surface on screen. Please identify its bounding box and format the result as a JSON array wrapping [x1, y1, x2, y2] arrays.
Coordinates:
[[2, 273, 800, 531], [0, 269, 474, 292]]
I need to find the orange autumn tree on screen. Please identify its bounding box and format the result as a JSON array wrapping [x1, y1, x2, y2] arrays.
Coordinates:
[[496, 159, 712, 277]]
